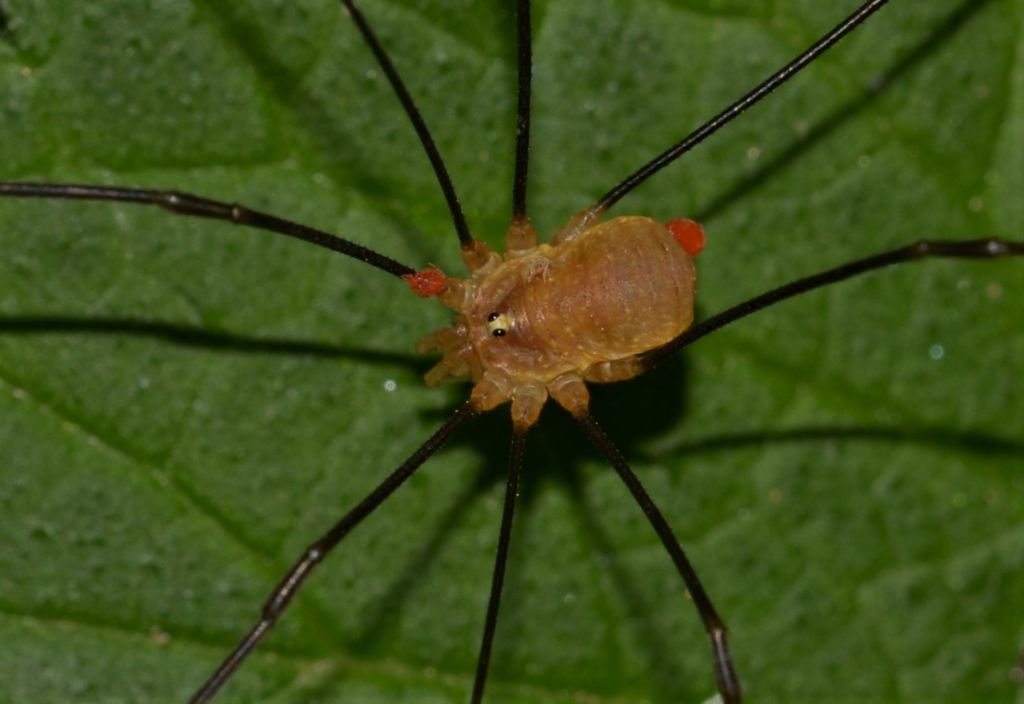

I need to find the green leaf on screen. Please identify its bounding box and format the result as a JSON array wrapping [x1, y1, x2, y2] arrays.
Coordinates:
[[0, 1, 1021, 702]]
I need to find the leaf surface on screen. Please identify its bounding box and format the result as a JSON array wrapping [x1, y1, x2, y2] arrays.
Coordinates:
[[0, 1, 1021, 702]]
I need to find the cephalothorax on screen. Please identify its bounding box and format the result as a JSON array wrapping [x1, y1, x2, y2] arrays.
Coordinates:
[[407, 214, 705, 428]]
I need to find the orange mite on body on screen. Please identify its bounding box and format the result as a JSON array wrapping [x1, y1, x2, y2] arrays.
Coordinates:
[[409, 212, 702, 429], [665, 217, 706, 255]]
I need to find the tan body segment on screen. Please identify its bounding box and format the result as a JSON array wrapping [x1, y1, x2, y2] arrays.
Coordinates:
[[419, 214, 697, 428]]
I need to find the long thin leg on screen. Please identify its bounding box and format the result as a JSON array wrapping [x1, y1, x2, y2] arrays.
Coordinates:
[[341, 0, 474, 252], [0, 182, 415, 278], [511, 0, 532, 221], [471, 426, 527, 703], [590, 0, 890, 216], [189, 402, 476, 704], [645, 237, 1024, 366], [573, 410, 741, 704]]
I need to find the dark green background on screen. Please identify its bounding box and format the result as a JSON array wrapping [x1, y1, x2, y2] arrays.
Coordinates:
[[0, 1, 1021, 702]]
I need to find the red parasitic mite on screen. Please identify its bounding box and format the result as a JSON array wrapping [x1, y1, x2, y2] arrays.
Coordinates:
[[403, 265, 450, 298]]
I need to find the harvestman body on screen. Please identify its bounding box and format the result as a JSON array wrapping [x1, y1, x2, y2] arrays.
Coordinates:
[[0, 0, 1021, 702]]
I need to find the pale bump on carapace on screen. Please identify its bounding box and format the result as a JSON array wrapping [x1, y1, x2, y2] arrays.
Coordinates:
[[412, 213, 699, 429]]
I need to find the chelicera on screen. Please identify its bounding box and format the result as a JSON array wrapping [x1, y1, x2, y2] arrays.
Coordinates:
[[0, 0, 1020, 702]]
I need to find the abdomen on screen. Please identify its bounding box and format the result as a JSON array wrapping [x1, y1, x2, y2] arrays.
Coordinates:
[[516, 216, 696, 370]]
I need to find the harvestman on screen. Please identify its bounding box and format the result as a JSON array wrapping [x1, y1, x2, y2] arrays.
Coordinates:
[[0, 0, 1021, 702]]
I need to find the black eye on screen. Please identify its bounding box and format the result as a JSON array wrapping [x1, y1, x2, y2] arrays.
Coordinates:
[[491, 328, 506, 337], [487, 312, 500, 322]]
